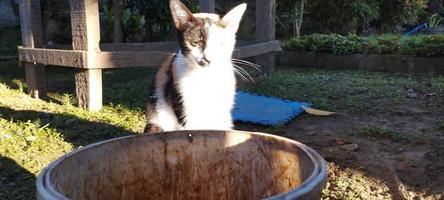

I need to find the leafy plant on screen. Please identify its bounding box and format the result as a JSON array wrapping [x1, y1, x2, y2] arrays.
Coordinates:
[[370, 34, 401, 54], [284, 34, 366, 55], [377, 0, 428, 32], [283, 34, 444, 56], [308, 0, 380, 33], [100, 0, 196, 42], [122, 8, 146, 41], [427, 13, 444, 28], [277, 0, 307, 37]]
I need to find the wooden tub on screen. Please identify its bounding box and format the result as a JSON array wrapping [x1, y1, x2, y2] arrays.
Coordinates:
[[37, 130, 326, 200]]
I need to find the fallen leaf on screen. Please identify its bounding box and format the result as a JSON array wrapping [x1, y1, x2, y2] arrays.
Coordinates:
[[302, 106, 335, 116]]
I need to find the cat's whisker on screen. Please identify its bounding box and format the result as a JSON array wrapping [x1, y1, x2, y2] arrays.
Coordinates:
[[231, 59, 262, 72], [233, 64, 254, 82], [233, 68, 248, 81], [235, 66, 254, 82], [233, 67, 249, 82], [232, 62, 256, 82], [233, 65, 249, 82]]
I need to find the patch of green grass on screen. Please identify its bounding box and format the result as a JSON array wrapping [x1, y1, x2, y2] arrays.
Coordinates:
[[431, 76, 444, 95], [438, 121, 444, 130], [245, 69, 423, 112], [0, 63, 153, 199], [359, 127, 405, 142]]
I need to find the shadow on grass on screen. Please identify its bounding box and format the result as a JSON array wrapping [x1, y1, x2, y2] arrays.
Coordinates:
[[0, 157, 36, 200], [0, 107, 135, 147], [0, 106, 138, 199], [0, 60, 158, 111]]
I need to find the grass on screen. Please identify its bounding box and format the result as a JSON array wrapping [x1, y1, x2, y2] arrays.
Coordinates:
[[431, 76, 444, 93], [244, 69, 444, 113], [0, 62, 150, 199], [358, 127, 405, 142], [0, 60, 444, 199]]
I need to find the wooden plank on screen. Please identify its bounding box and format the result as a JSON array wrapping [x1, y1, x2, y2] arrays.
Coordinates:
[[75, 69, 102, 111], [255, 0, 277, 74], [70, 0, 102, 111], [52, 40, 255, 51], [100, 42, 178, 52], [24, 64, 46, 98], [18, 0, 47, 98], [70, 0, 101, 52], [18, 47, 87, 68], [95, 51, 172, 68], [233, 40, 281, 58], [199, 0, 215, 13], [17, 40, 280, 69]]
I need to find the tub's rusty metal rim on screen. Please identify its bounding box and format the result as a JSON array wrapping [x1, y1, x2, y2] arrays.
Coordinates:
[[36, 130, 327, 200]]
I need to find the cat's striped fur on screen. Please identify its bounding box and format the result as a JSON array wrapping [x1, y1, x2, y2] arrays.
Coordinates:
[[145, 0, 247, 133]]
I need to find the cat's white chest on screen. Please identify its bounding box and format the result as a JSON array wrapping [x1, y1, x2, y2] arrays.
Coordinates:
[[176, 63, 236, 129]]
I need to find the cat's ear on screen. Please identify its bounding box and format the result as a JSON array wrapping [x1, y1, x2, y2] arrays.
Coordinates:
[[170, 0, 195, 31], [222, 3, 247, 30]]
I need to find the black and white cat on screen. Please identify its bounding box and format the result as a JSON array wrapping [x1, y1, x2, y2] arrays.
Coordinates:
[[145, 0, 247, 133]]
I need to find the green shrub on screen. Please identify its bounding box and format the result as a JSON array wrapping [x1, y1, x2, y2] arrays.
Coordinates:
[[282, 37, 308, 51], [369, 34, 402, 54], [283, 34, 366, 55], [283, 34, 444, 56], [403, 35, 444, 56]]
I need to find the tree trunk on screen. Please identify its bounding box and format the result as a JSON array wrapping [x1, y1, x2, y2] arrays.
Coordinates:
[[113, 0, 124, 43]]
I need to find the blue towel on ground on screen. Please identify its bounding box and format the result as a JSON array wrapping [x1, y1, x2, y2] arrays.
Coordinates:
[[232, 92, 311, 126]]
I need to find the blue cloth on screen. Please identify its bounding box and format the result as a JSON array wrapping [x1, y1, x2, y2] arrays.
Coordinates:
[[232, 92, 311, 126]]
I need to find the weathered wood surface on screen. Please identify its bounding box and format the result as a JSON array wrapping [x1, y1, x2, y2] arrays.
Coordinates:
[[36, 130, 327, 200], [74, 69, 102, 111], [100, 42, 178, 52], [19, 41, 280, 69], [70, 0, 102, 111], [233, 40, 281, 59], [70, 0, 101, 52], [199, 0, 215, 13], [255, 0, 276, 74], [18, 0, 47, 98], [18, 47, 87, 68], [96, 51, 172, 68]]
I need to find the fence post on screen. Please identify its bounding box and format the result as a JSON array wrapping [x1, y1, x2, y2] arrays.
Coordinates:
[[70, 0, 103, 111], [255, 0, 276, 74], [18, 0, 47, 98]]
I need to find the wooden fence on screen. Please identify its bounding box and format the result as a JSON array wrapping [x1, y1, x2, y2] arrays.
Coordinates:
[[17, 0, 280, 111]]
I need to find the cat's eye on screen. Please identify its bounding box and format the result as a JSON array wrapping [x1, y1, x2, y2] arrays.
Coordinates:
[[191, 41, 203, 47]]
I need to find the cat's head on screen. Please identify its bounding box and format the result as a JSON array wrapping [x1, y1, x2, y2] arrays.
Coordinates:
[[170, 0, 246, 66]]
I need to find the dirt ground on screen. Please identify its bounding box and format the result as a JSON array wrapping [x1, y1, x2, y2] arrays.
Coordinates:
[[237, 93, 444, 199]]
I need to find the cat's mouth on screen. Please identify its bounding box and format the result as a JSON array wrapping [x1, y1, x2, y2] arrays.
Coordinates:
[[196, 57, 210, 66]]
